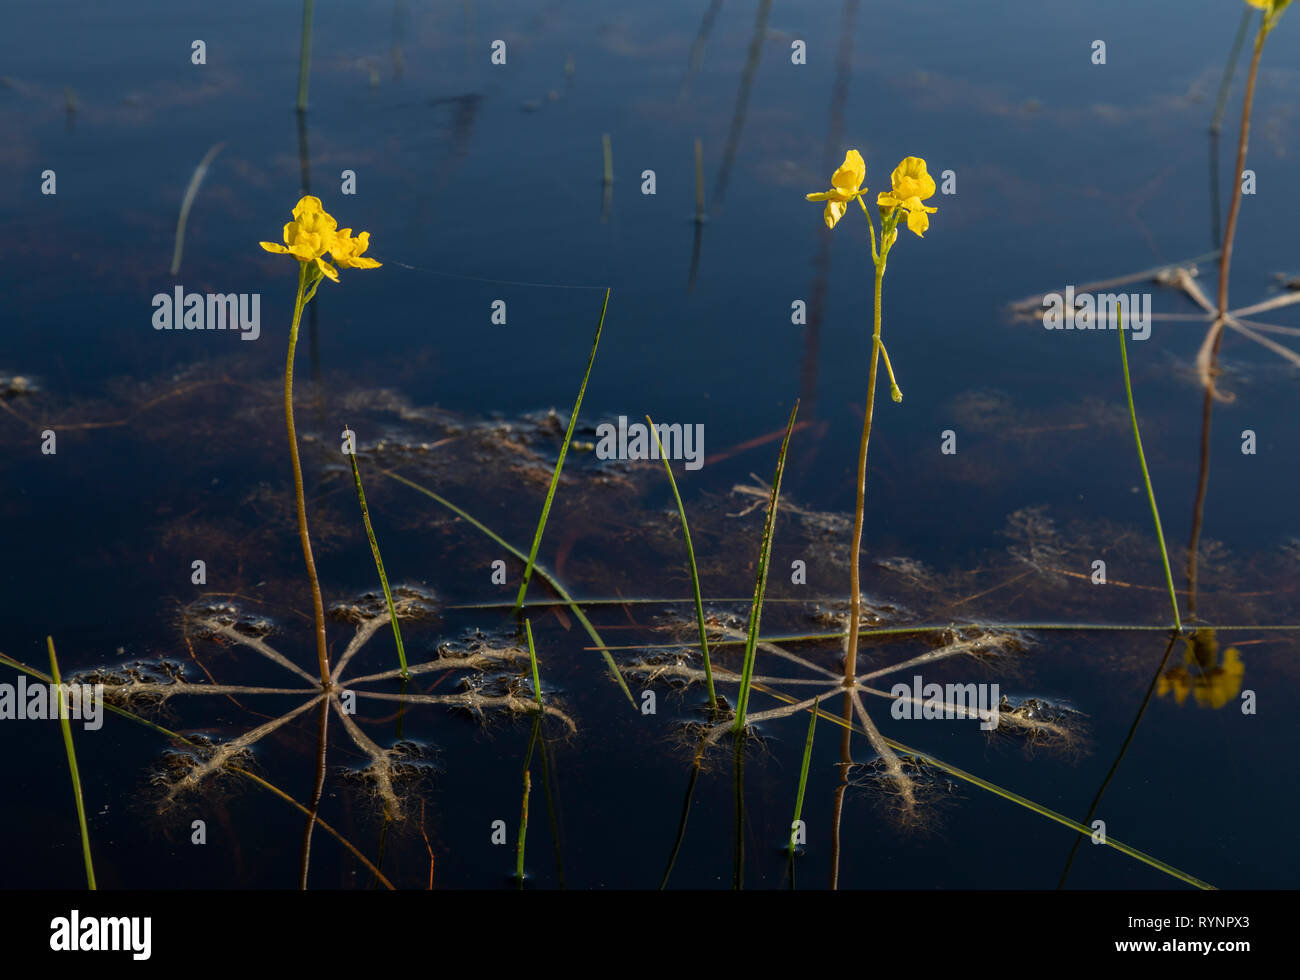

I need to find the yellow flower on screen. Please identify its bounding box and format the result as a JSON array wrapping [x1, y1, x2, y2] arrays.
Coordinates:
[[877, 156, 938, 238], [260, 195, 342, 280], [329, 229, 382, 271], [805, 150, 867, 230]]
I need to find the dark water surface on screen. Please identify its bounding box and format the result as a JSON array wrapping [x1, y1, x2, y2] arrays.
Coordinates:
[[1, 0, 1298, 889]]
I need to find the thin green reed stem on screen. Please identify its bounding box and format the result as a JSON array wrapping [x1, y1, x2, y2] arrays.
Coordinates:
[[647, 415, 716, 712], [47, 637, 95, 889], [346, 435, 408, 677], [285, 263, 331, 685], [734, 401, 799, 732], [514, 288, 610, 613], [1118, 308, 1182, 632], [788, 695, 818, 853], [844, 260, 885, 685], [525, 618, 543, 710], [296, 0, 315, 112]]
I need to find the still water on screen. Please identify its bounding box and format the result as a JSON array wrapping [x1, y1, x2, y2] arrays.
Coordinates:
[[1, 0, 1297, 889]]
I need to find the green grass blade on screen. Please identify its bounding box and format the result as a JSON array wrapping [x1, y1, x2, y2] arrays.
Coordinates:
[[47, 637, 96, 889], [788, 695, 818, 853], [646, 414, 716, 711], [1117, 308, 1182, 631], [514, 288, 610, 612], [525, 618, 543, 710], [734, 401, 799, 732], [380, 467, 635, 706], [347, 433, 408, 677]]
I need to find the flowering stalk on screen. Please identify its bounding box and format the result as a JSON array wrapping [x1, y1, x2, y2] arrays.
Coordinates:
[[285, 262, 330, 684], [806, 153, 936, 685], [261, 195, 382, 687]]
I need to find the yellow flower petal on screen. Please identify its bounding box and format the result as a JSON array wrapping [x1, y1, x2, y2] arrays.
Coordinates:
[[824, 200, 847, 229], [890, 157, 936, 202], [806, 149, 867, 229], [292, 195, 323, 220], [830, 150, 866, 197], [260, 242, 290, 254]]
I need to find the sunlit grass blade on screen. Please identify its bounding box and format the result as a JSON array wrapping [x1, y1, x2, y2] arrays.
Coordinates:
[[1117, 308, 1182, 631], [380, 467, 635, 706], [514, 288, 609, 612], [647, 414, 715, 712], [47, 636, 95, 889], [787, 695, 818, 854], [346, 432, 408, 677], [734, 401, 799, 732], [525, 618, 543, 710]]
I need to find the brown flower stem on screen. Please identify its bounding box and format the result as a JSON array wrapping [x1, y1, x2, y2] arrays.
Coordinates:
[[844, 259, 886, 685], [1215, 21, 1267, 328], [285, 262, 331, 687]]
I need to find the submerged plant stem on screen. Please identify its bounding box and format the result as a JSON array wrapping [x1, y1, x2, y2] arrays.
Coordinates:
[[285, 263, 331, 685]]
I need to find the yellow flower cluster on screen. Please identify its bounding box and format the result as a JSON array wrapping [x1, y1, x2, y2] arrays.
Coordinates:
[[806, 151, 938, 239], [260, 195, 381, 282]]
